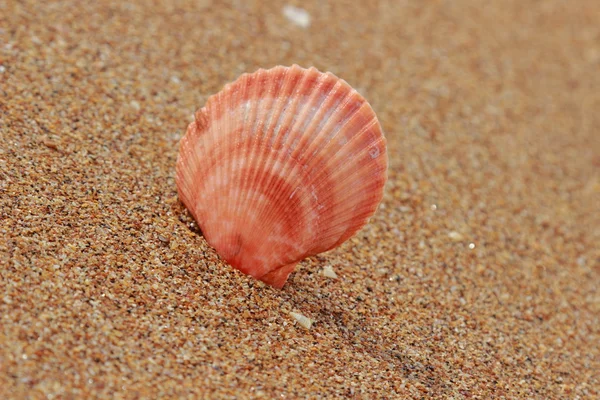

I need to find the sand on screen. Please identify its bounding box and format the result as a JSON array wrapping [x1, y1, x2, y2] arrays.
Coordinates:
[[1, 0, 599, 398]]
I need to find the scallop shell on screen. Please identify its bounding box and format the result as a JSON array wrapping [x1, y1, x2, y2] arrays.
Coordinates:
[[176, 65, 387, 288]]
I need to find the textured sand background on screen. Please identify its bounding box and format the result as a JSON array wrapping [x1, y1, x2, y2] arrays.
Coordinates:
[[1, 0, 599, 398]]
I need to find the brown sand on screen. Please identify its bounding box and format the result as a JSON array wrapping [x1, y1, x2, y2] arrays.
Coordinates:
[[1, 0, 599, 398]]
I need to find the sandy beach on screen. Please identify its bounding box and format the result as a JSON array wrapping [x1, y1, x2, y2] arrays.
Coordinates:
[[1, 0, 599, 398]]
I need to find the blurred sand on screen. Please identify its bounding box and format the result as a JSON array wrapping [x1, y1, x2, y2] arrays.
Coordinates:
[[1, 0, 599, 398]]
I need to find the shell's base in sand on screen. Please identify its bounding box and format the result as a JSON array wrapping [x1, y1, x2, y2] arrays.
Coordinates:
[[258, 263, 298, 289]]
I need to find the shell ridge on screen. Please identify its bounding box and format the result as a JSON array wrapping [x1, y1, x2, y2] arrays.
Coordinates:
[[246, 68, 314, 233], [220, 74, 250, 253], [190, 106, 217, 224], [288, 122, 386, 247], [268, 80, 354, 226], [175, 156, 190, 212], [296, 199, 379, 254], [254, 70, 331, 220], [271, 67, 317, 151], [254, 230, 307, 273], [308, 163, 386, 239], [242, 68, 299, 222], [199, 95, 225, 245], [253, 80, 374, 257], [221, 69, 296, 274], [308, 120, 385, 201], [263, 90, 368, 237], [315, 91, 365, 152], [296, 80, 346, 161], [177, 131, 200, 214], [221, 78, 244, 247], [241, 68, 291, 234], [234, 69, 266, 225], [217, 84, 237, 246], [251, 155, 307, 270], [193, 107, 209, 133], [292, 89, 364, 185], [227, 71, 262, 246], [284, 84, 356, 189], [253, 74, 345, 252], [252, 69, 328, 227], [252, 91, 299, 218], [317, 117, 384, 184], [286, 71, 332, 154], [286, 74, 342, 168], [302, 102, 378, 185], [315, 177, 385, 228], [267, 66, 304, 148], [251, 151, 312, 259], [234, 67, 307, 262], [231, 164, 307, 278], [239, 71, 283, 239], [319, 190, 384, 249]]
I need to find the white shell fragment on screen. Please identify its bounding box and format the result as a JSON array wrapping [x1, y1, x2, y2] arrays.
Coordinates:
[[322, 265, 338, 279], [283, 5, 311, 28], [290, 311, 313, 330], [448, 231, 464, 242]]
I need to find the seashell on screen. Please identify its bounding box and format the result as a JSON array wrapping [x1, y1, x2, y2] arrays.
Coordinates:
[[176, 65, 387, 288]]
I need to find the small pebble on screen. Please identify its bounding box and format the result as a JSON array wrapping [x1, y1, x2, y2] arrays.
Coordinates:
[[448, 231, 464, 242], [290, 312, 313, 330], [322, 265, 338, 279], [282, 5, 311, 28]]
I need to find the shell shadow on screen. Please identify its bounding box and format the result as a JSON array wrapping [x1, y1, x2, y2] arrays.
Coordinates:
[[282, 276, 445, 391]]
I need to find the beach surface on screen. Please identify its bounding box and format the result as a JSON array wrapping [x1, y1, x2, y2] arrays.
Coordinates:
[[1, 0, 599, 398]]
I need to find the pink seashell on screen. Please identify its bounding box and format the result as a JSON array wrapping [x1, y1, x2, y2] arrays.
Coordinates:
[[176, 65, 387, 288]]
